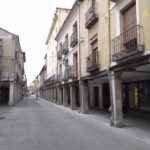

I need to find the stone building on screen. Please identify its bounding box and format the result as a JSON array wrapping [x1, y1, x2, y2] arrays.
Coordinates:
[[78, 0, 112, 113], [39, 0, 150, 127], [38, 64, 47, 98], [55, 1, 80, 109], [0, 28, 26, 106], [44, 7, 70, 102], [109, 0, 150, 126]]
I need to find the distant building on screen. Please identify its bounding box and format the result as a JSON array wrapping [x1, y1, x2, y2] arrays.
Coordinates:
[[0, 28, 26, 106]]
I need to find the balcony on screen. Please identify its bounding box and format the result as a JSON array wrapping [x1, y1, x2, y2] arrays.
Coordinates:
[[57, 49, 62, 59], [68, 65, 78, 80], [112, 25, 145, 62], [85, 6, 98, 29], [0, 57, 15, 81], [64, 67, 69, 81], [86, 49, 99, 72], [110, 0, 118, 2], [57, 72, 63, 81], [62, 40, 69, 55], [70, 31, 78, 48]]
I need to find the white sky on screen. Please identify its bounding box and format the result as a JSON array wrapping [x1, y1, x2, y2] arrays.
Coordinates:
[[0, 0, 75, 85]]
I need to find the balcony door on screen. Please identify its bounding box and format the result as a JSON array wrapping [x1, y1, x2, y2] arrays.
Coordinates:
[[73, 53, 78, 77], [122, 2, 136, 31], [122, 2, 137, 51]]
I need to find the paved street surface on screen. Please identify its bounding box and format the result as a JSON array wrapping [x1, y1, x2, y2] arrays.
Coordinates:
[[0, 96, 150, 150]]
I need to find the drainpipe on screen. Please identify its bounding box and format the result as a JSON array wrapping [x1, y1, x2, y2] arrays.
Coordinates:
[[107, 0, 112, 84], [78, 0, 82, 79], [108, 0, 111, 68]]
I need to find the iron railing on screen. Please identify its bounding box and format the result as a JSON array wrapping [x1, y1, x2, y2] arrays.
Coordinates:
[[68, 65, 78, 79], [0, 57, 15, 80], [57, 49, 62, 59], [86, 49, 99, 72], [0, 56, 24, 82], [57, 72, 64, 81], [62, 40, 69, 55], [112, 25, 145, 61], [70, 31, 78, 48], [85, 6, 98, 29]]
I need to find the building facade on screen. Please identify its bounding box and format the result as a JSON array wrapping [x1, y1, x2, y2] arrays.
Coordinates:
[[55, 1, 80, 109], [38, 0, 150, 127], [0, 28, 26, 106], [44, 7, 70, 102], [109, 0, 150, 126]]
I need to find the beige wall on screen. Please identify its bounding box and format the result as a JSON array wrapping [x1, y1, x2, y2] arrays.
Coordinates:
[[46, 8, 69, 79], [56, 4, 79, 80], [139, 0, 150, 53], [110, 0, 150, 57], [80, 0, 110, 78], [0, 29, 26, 105], [79, 0, 89, 77]]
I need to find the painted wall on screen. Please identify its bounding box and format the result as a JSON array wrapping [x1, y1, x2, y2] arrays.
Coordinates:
[[110, 0, 150, 58], [80, 0, 110, 77], [46, 8, 69, 79], [0, 29, 25, 105], [139, 0, 150, 53], [56, 3, 79, 80]]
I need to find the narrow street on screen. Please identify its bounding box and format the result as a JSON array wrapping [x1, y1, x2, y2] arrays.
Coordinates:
[[0, 97, 149, 150]]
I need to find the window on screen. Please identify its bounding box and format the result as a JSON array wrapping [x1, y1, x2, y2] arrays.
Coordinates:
[[73, 22, 78, 34], [92, 0, 95, 8], [65, 34, 69, 48], [122, 1, 136, 32], [59, 43, 62, 51], [90, 34, 98, 51], [0, 39, 3, 56]]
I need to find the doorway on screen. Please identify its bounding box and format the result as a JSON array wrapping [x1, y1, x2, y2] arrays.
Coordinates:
[[75, 85, 80, 107], [0, 86, 9, 105], [93, 86, 99, 108], [102, 83, 110, 111]]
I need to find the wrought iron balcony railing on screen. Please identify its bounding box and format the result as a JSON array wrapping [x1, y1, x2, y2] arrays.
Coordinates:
[[70, 31, 78, 48], [62, 40, 69, 55], [110, 0, 118, 2], [57, 72, 64, 82], [86, 49, 99, 72], [57, 49, 62, 59], [68, 65, 78, 80], [85, 6, 98, 29], [0, 57, 15, 80], [112, 25, 145, 61], [64, 67, 69, 81]]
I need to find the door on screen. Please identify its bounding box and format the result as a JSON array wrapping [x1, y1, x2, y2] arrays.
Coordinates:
[[122, 2, 137, 50], [0, 86, 9, 105], [73, 53, 78, 78], [123, 2, 137, 31], [102, 83, 111, 110], [94, 87, 99, 108]]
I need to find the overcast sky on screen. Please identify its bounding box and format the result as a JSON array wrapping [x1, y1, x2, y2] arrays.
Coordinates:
[[0, 0, 75, 85]]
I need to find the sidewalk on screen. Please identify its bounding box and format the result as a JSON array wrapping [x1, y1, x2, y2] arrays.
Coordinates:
[[39, 97, 150, 145]]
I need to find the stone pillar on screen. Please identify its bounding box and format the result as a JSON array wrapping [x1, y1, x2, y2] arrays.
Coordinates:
[[48, 87, 50, 101], [49, 88, 51, 101], [109, 71, 124, 127], [70, 84, 76, 110], [9, 82, 14, 106], [89, 85, 94, 108], [80, 80, 89, 113], [54, 87, 57, 103], [63, 85, 69, 107], [57, 86, 62, 105], [99, 84, 103, 109]]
